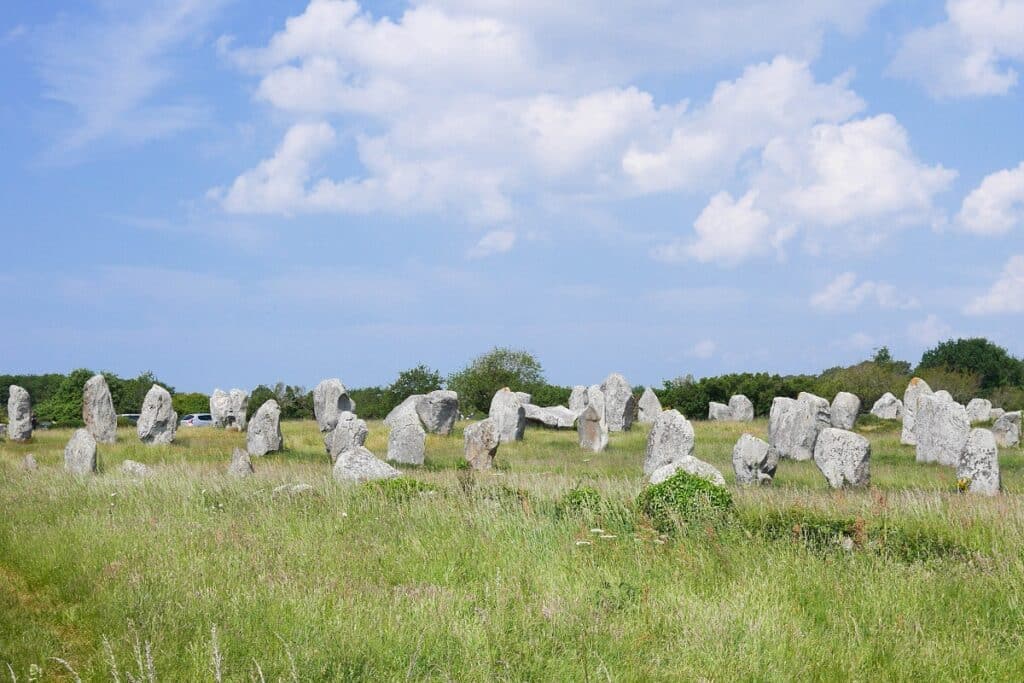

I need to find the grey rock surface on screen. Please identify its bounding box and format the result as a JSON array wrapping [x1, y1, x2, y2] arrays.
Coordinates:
[[813, 428, 871, 488], [523, 404, 576, 429], [732, 434, 777, 486], [464, 418, 500, 470], [313, 378, 355, 433], [326, 411, 369, 464], [870, 393, 903, 420], [333, 446, 402, 483], [958, 428, 1000, 495], [729, 395, 755, 422], [915, 394, 970, 466], [649, 456, 726, 487], [247, 399, 283, 456], [568, 385, 589, 414], [708, 402, 733, 421], [137, 385, 177, 445], [966, 398, 993, 424], [637, 388, 662, 423], [386, 403, 426, 465], [7, 385, 32, 442], [901, 377, 933, 445], [121, 459, 152, 478], [227, 448, 254, 478], [83, 374, 117, 443], [643, 409, 695, 476], [600, 373, 636, 432], [577, 403, 609, 452], [768, 396, 819, 462], [934, 390, 954, 402], [488, 388, 526, 443], [830, 392, 861, 431], [416, 390, 460, 435], [64, 428, 97, 475], [22, 454, 37, 471], [210, 389, 248, 430], [992, 411, 1021, 447]]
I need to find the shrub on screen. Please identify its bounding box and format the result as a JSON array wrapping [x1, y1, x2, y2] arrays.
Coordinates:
[[658, 372, 816, 418], [914, 367, 982, 404], [555, 485, 602, 518], [918, 337, 1024, 391], [636, 471, 732, 533], [172, 392, 210, 416], [987, 385, 1024, 411], [447, 347, 546, 415], [529, 383, 572, 408]]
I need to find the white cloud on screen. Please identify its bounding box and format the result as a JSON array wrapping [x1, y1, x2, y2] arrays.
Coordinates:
[[964, 254, 1024, 314], [958, 161, 1024, 235], [907, 314, 953, 347], [33, 0, 228, 156], [689, 339, 717, 359], [652, 191, 776, 266], [889, 0, 1024, 98], [467, 230, 517, 258], [810, 272, 918, 312]]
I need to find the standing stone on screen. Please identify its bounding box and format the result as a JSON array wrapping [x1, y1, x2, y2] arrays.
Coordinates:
[[732, 434, 777, 486], [247, 400, 283, 456], [934, 390, 954, 402], [637, 388, 662, 423], [489, 388, 526, 443], [600, 373, 636, 432], [992, 411, 1021, 447], [568, 386, 589, 414], [813, 428, 871, 488], [386, 404, 426, 465], [958, 428, 1000, 495], [915, 394, 970, 466], [22, 454, 38, 471], [577, 404, 609, 452], [137, 385, 177, 445], [901, 377, 933, 445], [83, 374, 117, 444], [211, 389, 248, 430], [643, 409, 695, 476], [729, 395, 755, 422], [830, 392, 861, 431], [799, 392, 832, 432], [326, 411, 369, 464], [121, 460, 152, 477], [991, 408, 1006, 421], [966, 398, 993, 424], [768, 396, 821, 462], [514, 391, 532, 407], [523, 404, 577, 429], [415, 390, 460, 435], [464, 418, 500, 470], [64, 428, 97, 475], [333, 446, 402, 483], [227, 448, 255, 478], [7, 385, 32, 442], [649, 456, 725, 487], [313, 378, 355, 433], [870, 393, 903, 420], [708, 402, 733, 421]]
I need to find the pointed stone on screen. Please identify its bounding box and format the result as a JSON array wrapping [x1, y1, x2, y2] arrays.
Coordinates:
[[637, 388, 662, 423], [83, 374, 117, 443], [247, 400, 283, 456], [137, 385, 177, 445]]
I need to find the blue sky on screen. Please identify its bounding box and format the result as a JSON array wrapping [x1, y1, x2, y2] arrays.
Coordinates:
[[2, 0, 1023, 392]]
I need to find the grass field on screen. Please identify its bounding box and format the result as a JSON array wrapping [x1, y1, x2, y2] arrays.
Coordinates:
[[2, 417, 1024, 681]]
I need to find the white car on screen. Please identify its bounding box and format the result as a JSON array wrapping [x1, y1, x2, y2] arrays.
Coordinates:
[[180, 413, 215, 427]]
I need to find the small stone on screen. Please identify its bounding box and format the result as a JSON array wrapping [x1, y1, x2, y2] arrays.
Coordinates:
[[22, 454, 38, 471], [326, 411, 369, 464], [637, 388, 662, 423], [870, 393, 903, 420], [488, 388, 526, 443], [7, 385, 32, 442], [992, 411, 1021, 448], [732, 434, 777, 486], [83, 374, 117, 443], [728, 395, 755, 422], [958, 428, 1000, 495], [966, 398, 993, 423], [464, 418, 500, 470], [313, 378, 355, 433], [121, 460, 152, 478], [227, 448, 254, 478], [708, 402, 733, 421], [247, 400, 283, 456], [643, 409, 695, 476], [577, 403, 609, 452], [813, 428, 870, 488], [523, 404, 577, 429], [649, 456, 726, 487], [137, 385, 177, 445], [386, 403, 426, 465], [901, 377, 933, 445], [830, 391, 861, 431], [333, 446, 402, 483], [64, 428, 97, 475], [914, 394, 970, 466], [600, 373, 636, 432]]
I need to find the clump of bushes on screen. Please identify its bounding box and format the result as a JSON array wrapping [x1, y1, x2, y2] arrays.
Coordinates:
[[555, 485, 602, 518], [636, 471, 733, 533]]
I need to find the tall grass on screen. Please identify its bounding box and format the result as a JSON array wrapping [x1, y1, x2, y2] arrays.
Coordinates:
[[2, 418, 1022, 680]]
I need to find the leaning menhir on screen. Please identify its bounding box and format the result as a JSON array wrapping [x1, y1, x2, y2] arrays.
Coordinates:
[[870, 392, 903, 420], [247, 399, 283, 456], [992, 411, 1021, 448], [137, 384, 177, 445]]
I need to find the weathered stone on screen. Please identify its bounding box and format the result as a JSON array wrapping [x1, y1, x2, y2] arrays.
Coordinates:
[[326, 411, 368, 464], [732, 434, 777, 486], [799, 392, 832, 432], [210, 388, 248, 430], [386, 403, 426, 465], [121, 460, 152, 477], [523, 404, 576, 429], [915, 394, 970, 466], [313, 378, 355, 433], [227, 448, 254, 478], [643, 409, 695, 476], [577, 404, 609, 452], [991, 408, 1006, 421], [958, 428, 1000, 495], [870, 393, 903, 420], [83, 374, 117, 443], [768, 396, 824, 462], [272, 483, 315, 497], [934, 390, 954, 402], [600, 373, 636, 432], [901, 377, 933, 445], [992, 411, 1021, 447], [464, 418, 500, 470], [488, 388, 526, 443], [416, 390, 459, 435], [247, 399, 283, 456], [568, 385, 589, 414], [729, 395, 755, 422], [637, 388, 662, 423], [514, 391, 532, 406], [708, 402, 733, 421], [966, 398, 992, 424], [830, 392, 861, 431], [7, 385, 32, 442], [649, 456, 726, 487], [333, 446, 402, 483], [137, 385, 177, 445], [22, 454, 38, 470], [64, 428, 97, 475], [813, 428, 870, 488]]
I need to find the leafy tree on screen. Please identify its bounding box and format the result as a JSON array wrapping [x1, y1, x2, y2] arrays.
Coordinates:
[[348, 386, 390, 419], [34, 368, 94, 426], [108, 371, 174, 414], [658, 372, 817, 419], [447, 347, 545, 415], [915, 368, 982, 404], [172, 392, 210, 415], [246, 383, 313, 420], [918, 338, 1024, 391], [386, 365, 443, 407], [247, 385, 277, 420], [529, 384, 572, 408]]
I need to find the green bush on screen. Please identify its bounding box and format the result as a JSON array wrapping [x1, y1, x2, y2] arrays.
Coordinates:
[[447, 347, 546, 416], [918, 337, 1024, 391], [658, 372, 817, 418], [988, 385, 1024, 411], [636, 471, 732, 533], [555, 485, 602, 518], [914, 367, 982, 404], [172, 392, 210, 416], [529, 383, 572, 408]]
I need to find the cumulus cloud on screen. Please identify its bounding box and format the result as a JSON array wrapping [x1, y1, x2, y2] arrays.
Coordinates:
[[810, 272, 918, 312], [889, 0, 1024, 98], [467, 230, 517, 258], [964, 254, 1024, 314], [958, 161, 1024, 235], [652, 191, 776, 266]]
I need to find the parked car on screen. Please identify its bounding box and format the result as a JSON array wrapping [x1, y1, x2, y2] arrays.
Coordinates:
[[180, 413, 215, 427], [118, 413, 141, 425]]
